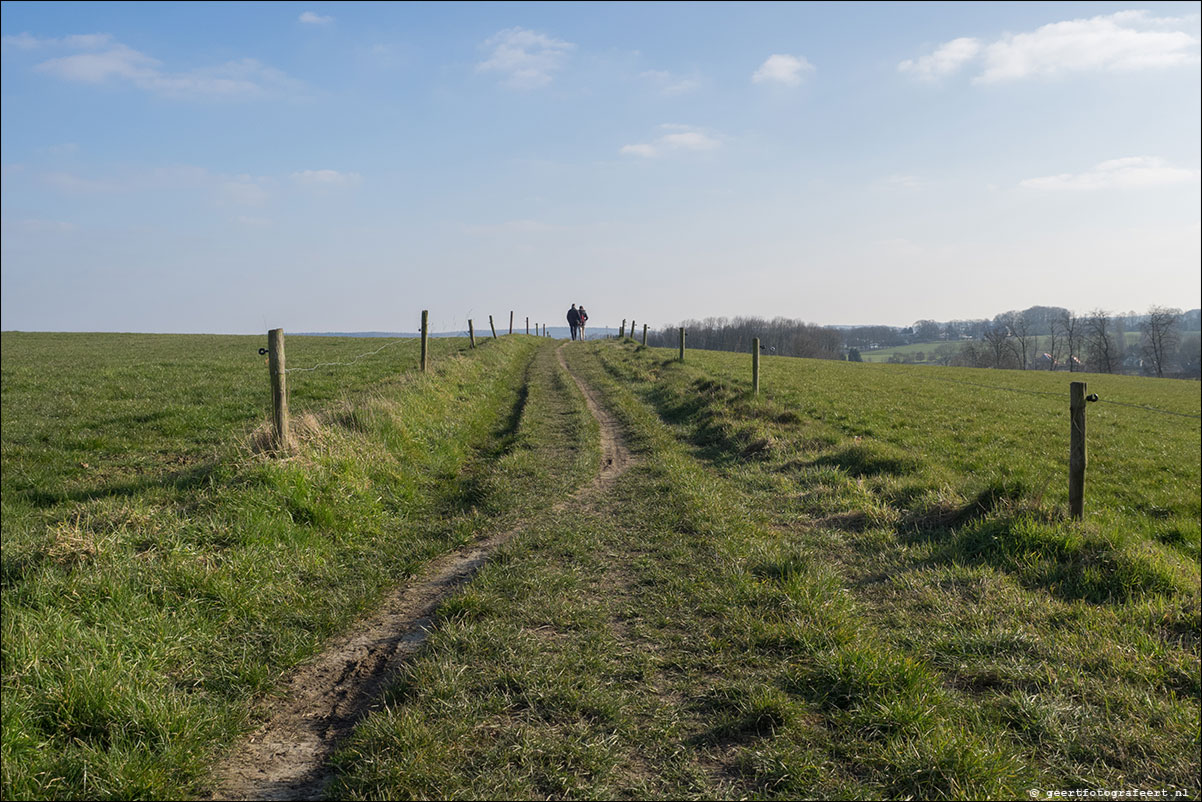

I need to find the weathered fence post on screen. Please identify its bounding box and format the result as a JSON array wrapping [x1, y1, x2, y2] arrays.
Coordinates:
[[752, 337, 760, 396], [1069, 381, 1087, 520], [630, 319, 635, 339], [620, 319, 626, 338], [509, 311, 514, 335], [489, 315, 497, 339], [642, 323, 648, 346], [679, 327, 686, 362], [420, 310, 429, 372], [267, 328, 290, 449], [526, 316, 530, 335], [469, 319, 476, 348]]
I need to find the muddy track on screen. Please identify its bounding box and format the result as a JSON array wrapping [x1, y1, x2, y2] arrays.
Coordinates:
[[208, 344, 629, 801]]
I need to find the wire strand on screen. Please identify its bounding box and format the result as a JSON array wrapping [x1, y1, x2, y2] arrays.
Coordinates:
[[283, 337, 415, 374]]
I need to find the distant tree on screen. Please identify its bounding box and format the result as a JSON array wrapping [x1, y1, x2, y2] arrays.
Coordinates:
[[982, 324, 1013, 368], [1178, 334, 1201, 378], [1140, 306, 1182, 378], [1020, 305, 1070, 336], [913, 319, 942, 341], [847, 347, 863, 362], [1058, 309, 1083, 372], [1045, 314, 1065, 370], [1085, 309, 1121, 374], [953, 341, 990, 368], [933, 343, 958, 366], [1000, 311, 1036, 370]]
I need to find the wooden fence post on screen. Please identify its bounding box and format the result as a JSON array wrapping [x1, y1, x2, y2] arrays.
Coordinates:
[[642, 323, 648, 346], [509, 311, 514, 335], [752, 337, 760, 396], [630, 319, 635, 339], [620, 319, 626, 338], [1069, 381, 1087, 520], [679, 327, 686, 362], [469, 319, 476, 348], [489, 315, 497, 339], [267, 328, 290, 449], [526, 316, 530, 335], [420, 310, 429, 372]]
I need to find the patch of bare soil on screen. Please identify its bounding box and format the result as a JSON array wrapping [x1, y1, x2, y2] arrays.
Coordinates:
[[208, 344, 630, 801]]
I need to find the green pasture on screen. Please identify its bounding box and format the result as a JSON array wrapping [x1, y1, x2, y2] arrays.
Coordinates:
[[1, 331, 593, 800], [2, 332, 1198, 800], [328, 341, 1199, 799]]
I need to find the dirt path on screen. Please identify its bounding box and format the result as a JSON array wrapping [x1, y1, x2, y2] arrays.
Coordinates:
[[208, 344, 629, 801]]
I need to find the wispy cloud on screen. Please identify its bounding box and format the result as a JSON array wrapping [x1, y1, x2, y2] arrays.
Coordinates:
[[477, 27, 575, 89], [1019, 156, 1201, 190], [39, 165, 275, 205], [881, 174, 926, 189], [899, 11, 1200, 83], [620, 124, 722, 158], [14, 32, 302, 99], [751, 54, 815, 86], [291, 169, 363, 187], [898, 37, 981, 81], [298, 11, 333, 25], [640, 69, 701, 96]]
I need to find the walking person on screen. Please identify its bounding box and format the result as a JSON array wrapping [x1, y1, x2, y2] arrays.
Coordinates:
[[567, 304, 581, 341], [577, 305, 589, 339]]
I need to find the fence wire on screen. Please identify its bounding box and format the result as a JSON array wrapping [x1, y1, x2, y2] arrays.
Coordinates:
[[283, 337, 417, 374]]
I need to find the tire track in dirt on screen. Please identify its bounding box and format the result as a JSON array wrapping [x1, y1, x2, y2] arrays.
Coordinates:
[[208, 343, 630, 801]]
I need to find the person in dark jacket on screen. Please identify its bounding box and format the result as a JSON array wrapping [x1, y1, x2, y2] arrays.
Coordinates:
[[577, 305, 589, 339], [567, 304, 581, 340]]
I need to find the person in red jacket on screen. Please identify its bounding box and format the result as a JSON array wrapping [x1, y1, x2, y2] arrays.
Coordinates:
[[577, 305, 589, 339]]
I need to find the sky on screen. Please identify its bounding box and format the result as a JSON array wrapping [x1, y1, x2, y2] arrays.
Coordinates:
[[1, 1, 1200, 334]]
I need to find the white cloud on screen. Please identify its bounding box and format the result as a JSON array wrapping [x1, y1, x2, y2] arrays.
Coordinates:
[[640, 69, 700, 95], [899, 11, 1200, 83], [291, 169, 363, 187], [298, 11, 333, 25], [20, 32, 301, 98], [40, 165, 274, 206], [882, 174, 925, 189], [620, 125, 722, 158], [619, 143, 658, 158], [1019, 156, 1201, 190], [751, 54, 815, 86], [477, 27, 575, 89], [897, 37, 982, 80], [221, 176, 272, 206], [3, 32, 116, 51]]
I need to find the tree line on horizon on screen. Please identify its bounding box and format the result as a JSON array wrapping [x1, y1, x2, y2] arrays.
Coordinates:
[[644, 305, 1202, 379]]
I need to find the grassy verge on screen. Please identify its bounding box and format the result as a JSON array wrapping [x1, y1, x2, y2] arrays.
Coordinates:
[[594, 342, 1200, 795], [2, 334, 592, 800]]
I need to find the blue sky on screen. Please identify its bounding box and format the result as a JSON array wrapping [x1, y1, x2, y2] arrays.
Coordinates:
[[2, 1, 1199, 334]]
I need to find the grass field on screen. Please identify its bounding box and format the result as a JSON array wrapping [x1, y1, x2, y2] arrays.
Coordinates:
[[2, 333, 1199, 800], [1, 331, 595, 800], [326, 341, 1199, 800]]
